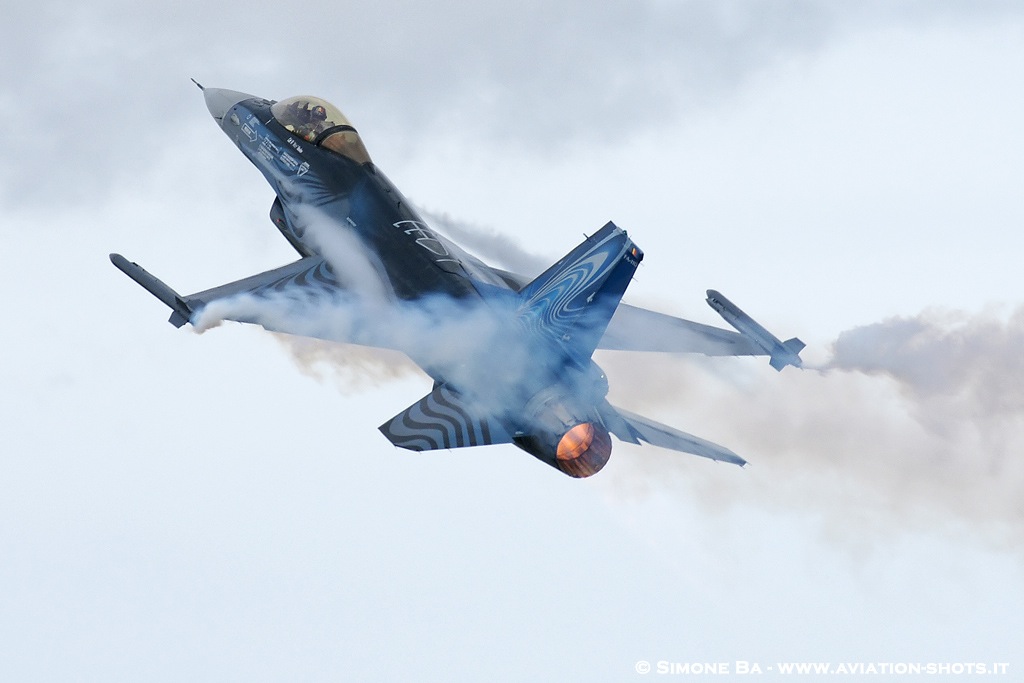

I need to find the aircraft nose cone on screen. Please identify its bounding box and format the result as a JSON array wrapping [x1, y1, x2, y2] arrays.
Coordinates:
[[203, 87, 256, 122]]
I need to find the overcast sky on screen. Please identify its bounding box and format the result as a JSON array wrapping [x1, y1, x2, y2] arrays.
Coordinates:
[[3, 1, 1023, 681]]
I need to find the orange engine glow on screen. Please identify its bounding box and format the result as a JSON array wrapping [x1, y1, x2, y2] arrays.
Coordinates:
[[555, 422, 612, 478], [556, 423, 595, 460]]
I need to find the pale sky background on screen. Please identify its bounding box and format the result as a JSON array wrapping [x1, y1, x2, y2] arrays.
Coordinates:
[[2, 1, 1023, 681]]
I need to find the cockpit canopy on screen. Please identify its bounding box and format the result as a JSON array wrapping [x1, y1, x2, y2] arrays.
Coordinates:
[[270, 95, 372, 165]]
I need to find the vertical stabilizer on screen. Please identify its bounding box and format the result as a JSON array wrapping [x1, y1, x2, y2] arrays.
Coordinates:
[[516, 222, 642, 360]]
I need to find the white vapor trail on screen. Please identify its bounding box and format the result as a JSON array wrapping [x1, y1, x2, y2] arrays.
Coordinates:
[[417, 208, 550, 277], [603, 306, 1024, 552]]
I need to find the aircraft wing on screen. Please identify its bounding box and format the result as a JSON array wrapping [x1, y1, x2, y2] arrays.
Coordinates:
[[110, 253, 358, 341], [599, 403, 747, 467], [181, 256, 340, 325], [598, 303, 762, 356]]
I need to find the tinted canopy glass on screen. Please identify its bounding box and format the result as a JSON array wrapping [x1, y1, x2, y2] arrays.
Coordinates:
[[271, 96, 371, 165]]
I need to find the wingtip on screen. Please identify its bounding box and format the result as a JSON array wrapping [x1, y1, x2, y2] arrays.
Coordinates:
[[720, 453, 748, 468]]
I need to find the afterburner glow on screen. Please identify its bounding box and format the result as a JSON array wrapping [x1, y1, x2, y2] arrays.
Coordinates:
[[555, 423, 612, 478]]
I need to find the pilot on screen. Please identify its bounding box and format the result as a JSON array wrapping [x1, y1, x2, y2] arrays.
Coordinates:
[[286, 100, 310, 124], [292, 103, 329, 141], [307, 105, 329, 136]]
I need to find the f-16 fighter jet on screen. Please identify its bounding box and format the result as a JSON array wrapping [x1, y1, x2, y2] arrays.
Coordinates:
[[111, 84, 803, 477]]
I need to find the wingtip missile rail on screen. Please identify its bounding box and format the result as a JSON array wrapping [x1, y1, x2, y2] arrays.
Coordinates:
[[110, 254, 193, 328], [705, 289, 804, 371]]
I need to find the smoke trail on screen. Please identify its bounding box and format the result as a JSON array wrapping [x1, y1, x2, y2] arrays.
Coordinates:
[[418, 207, 550, 277], [300, 210, 394, 304], [269, 212, 417, 390], [193, 208, 422, 389], [272, 335, 422, 394], [602, 306, 1024, 552]]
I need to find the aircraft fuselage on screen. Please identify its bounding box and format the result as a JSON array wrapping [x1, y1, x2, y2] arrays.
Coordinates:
[[216, 97, 497, 302], [207, 91, 613, 446]]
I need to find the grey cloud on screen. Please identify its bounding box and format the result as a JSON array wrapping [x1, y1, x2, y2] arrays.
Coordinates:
[[5, 0, 1020, 209], [602, 305, 1024, 552]]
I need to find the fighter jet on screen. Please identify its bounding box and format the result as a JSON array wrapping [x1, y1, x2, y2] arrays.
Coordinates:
[[111, 84, 804, 478]]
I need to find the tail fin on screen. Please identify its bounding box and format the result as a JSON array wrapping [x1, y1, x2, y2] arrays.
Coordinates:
[[516, 222, 642, 360], [769, 337, 806, 371], [783, 337, 806, 355]]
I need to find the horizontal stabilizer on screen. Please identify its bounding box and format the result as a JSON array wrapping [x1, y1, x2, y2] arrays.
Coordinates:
[[379, 385, 512, 451], [783, 337, 806, 354], [769, 337, 806, 371], [603, 403, 747, 467], [110, 254, 193, 327]]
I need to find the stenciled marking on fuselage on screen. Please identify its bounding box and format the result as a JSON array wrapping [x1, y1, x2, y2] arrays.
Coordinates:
[[285, 137, 311, 176], [393, 220, 461, 267], [241, 116, 258, 143], [240, 114, 311, 179], [258, 135, 280, 163], [279, 151, 300, 173]]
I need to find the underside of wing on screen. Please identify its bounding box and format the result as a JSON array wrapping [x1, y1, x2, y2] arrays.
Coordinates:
[[182, 256, 348, 334], [379, 385, 513, 451], [598, 303, 762, 356], [183, 256, 337, 308]]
